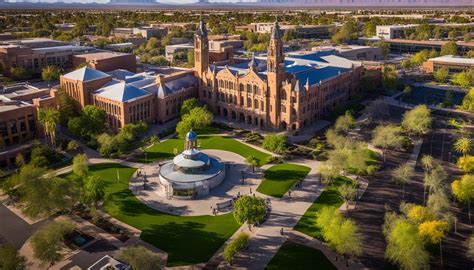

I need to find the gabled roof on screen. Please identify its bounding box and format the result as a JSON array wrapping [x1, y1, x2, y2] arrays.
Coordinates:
[[62, 67, 110, 82], [157, 75, 198, 98], [95, 82, 151, 102]]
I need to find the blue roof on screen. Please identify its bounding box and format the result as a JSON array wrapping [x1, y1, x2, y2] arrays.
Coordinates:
[[286, 65, 314, 75], [295, 66, 349, 86], [288, 50, 336, 63], [186, 130, 198, 140], [63, 67, 110, 82], [95, 82, 151, 102], [157, 75, 198, 98]]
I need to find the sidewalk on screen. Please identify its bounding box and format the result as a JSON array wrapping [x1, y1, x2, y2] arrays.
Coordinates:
[[226, 159, 322, 269]]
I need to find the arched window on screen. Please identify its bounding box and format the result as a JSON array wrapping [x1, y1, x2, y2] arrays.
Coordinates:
[[240, 96, 244, 105], [254, 99, 258, 108], [253, 85, 258, 95], [247, 97, 252, 108], [246, 84, 251, 93], [239, 83, 244, 91], [281, 90, 287, 100], [229, 95, 233, 103], [291, 107, 297, 116]]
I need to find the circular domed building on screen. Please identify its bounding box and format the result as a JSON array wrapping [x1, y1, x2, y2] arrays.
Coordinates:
[[158, 130, 226, 199]]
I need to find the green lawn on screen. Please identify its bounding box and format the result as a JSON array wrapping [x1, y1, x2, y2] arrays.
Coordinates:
[[294, 176, 353, 240], [139, 136, 272, 166], [256, 163, 311, 198], [266, 241, 336, 270], [86, 163, 240, 266]]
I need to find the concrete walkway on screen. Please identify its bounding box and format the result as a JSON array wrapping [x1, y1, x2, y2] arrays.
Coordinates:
[[223, 159, 323, 269]]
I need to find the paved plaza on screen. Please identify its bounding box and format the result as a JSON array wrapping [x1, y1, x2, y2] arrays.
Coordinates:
[[130, 149, 263, 216]]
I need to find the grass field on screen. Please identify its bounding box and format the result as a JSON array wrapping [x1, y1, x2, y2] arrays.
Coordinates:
[[266, 241, 336, 270], [139, 135, 272, 166], [86, 163, 240, 266], [294, 176, 354, 240], [256, 163, 311, 198]]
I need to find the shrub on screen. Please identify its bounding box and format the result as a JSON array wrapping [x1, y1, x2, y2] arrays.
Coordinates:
[[262, 134, 287, 154], [366, 165, 380, 175], [223, 233, 249, 262], [268, 156, 284, 164]]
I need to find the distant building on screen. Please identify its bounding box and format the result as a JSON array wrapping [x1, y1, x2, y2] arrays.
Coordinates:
[[422, 55, 474, 74], [0, 38, 95, 74], [376, 23, 474, 39], [384, 39, 474, 55], [73, 51, 137, 72], [240, 23, 335, 39], [310, 45, 383, 61], [0, 83, 58, 167]]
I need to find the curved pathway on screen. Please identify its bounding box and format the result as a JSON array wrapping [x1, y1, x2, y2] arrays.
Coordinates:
[[211, 158, 324, 269]]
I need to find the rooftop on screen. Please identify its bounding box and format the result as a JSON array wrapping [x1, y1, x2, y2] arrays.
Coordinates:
[[95, 82, 151, 102], [62, 67, 111, 82], [428, 55, 474, 65], [74, 51, 131, 60]]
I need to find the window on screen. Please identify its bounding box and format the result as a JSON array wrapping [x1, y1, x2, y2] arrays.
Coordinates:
[[247, 97, 252, 108], [281, 90, 287, 100]]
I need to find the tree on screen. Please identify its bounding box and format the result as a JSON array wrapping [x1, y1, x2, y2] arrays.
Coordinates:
[[454, 137, 472, 158], [262, 134, 287, 154], [334, 111, 355, 134], [41, 66, 60, 87], [57, 89, 78, 125], [402, 105, 431, 136], [116, 245, 161, 270], [10, 67, 30, 81], [316, 207, 362, 262], [452, 71, 472, 88], [7, 164, 75, 218], [440, 41, 458, 56], [382, 65, 398, 90], [30, 220, 74, 265], [372, 125, 404, 161], [461, 88, 474, 112], [176, 106, 213, 138], [405, 204, 434, 224], [468, 234, 474, 259], [363, 99, 390, 123], [81, 175, 105, 207], [427, 190, 450, 215], [423, 163, 448, 204], [421, 155, 434, 172], [245, 155, 258, 173], [452, 175, 474, 224], [338, 183, 357, 210], [385, 218, 429, 270], [0, 243, 25, 270], [332, 21, 358, 44], [411, 50, 429, 66], [72, 153, 88, 177], [375, 41, 390, 59], [419, 220, 449, 267], [434, 67, 449, 83], [180, 98, 200, 116], [67, 140, 79, 152], [457, 155, 474, 173], [38, 108, 60, 147], [223, 233, 249, 263], [68, 105, 106, 139], [233, 195, 266, 230], [391, 163, 414, 199]]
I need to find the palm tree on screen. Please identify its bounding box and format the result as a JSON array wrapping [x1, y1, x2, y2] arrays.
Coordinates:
[[454, 137, 472, 158], [246, 155, 258, 173], [421, 155, 434, 172], [38, 108, 60, 147]]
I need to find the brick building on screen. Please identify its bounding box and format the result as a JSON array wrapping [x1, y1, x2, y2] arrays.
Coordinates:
[[194, 20, 363, 130], [422, 55, 474, 74], [73, 52, 137, 72]]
